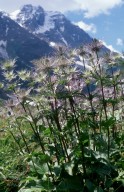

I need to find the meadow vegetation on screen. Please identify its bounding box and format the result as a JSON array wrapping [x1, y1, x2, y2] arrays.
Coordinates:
[[0, 40, 124, 191]]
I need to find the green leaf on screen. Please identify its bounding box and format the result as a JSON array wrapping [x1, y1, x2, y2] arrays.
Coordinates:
[[85, 179, 95, 192], [28, 160, 48, 175], [0, 172, 6, 179], [64, 162, 74, 176], [54, 165, 62, 178], [57, 176, 82, 191], [96, 186, 104, 192], [101, 117, 116, 129]]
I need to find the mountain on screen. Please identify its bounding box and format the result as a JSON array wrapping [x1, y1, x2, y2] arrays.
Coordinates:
[[0, 10, 54, 69], [0, 4, 109, 69], [10, 4, 93, 48]]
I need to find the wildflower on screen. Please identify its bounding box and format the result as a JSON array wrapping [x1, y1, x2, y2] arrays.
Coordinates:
[[54, 45, 68, 57], [2, 59, 16, 70], [3, 70, 16, 82], [88, 39, 103, 53], [17, 70, 31, 81], [70, 48, 79, 57], [5, 99, 15, 116], [14, 88, 32, 104], [33, 57, 53, 72], [33, 71, 47, 83], [103, 52, 116, 66], [5, 99, 15, 109], [0, 82, 4, 89]]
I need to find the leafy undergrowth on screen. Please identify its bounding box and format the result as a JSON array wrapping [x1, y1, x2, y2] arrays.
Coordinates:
[[0, 41, 124, 191]]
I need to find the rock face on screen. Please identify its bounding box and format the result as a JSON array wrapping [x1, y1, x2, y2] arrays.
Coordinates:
[[10, 4, 93, 48], [0, 4, 109, 68], [0, 10, 54, 68]]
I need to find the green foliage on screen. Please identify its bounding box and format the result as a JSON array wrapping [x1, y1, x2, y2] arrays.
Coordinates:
[[0, 43, 124, 191]]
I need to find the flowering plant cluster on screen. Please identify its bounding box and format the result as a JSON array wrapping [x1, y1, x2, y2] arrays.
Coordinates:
[[0, 41, 124, 191]]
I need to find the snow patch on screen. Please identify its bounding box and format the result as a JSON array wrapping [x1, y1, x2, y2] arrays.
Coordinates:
[[76, 60, 92, 70], [10, 6, 65, 35], [101, 40, 119, 53], [50, 42, 56, 47], [60, 26, 64, 32], [34, 11, 65, 34], [61, 37, 68, 46], [0, 40, 7, 47], [34, 11, 55, 34], [6, 26, 9, 36], [10, 10, 20, 20], [0, 40, 9, 59]]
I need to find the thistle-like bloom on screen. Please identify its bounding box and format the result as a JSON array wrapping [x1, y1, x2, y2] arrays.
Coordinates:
[[88, 39, 103, 53], [33, 57, 53, 72], [5, 99, 16, 116], [54, 45, 68, 57], [17, 70, 31, 81], [2, 59, 16, 70], [103, 52, 116, 66], [13, 88, 32, 104], [3, 70, 17, 82]]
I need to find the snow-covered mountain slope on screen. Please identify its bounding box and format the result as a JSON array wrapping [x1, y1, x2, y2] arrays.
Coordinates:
[[0, 10, 54, 68], [10, 4, 93, 48]]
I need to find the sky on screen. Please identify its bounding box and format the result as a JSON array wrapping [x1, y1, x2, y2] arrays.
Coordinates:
[[0, 0, 124, 52]]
